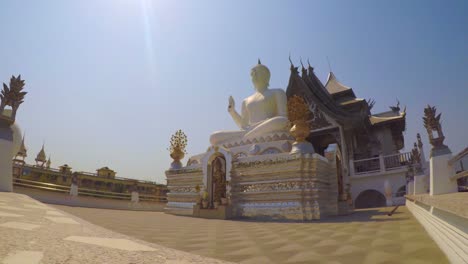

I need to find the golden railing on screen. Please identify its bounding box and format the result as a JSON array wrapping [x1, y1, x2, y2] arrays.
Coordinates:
[[13, 178, 167, 202], [13, 178, 70, 193]]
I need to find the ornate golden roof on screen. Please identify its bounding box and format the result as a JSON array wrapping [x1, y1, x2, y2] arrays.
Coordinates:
[[35, 144, 46, 162], [46, 156, 51, 168], [17, 134, 27, 157]]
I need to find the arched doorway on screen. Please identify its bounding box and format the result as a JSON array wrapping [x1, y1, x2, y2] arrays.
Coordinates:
[[354, 189, 386, 209], [208, 156, 227, 208]]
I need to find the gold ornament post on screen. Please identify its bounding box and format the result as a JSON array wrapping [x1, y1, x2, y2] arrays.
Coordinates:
[[168, 129, 188, 169], [287, 95, 314, 154]]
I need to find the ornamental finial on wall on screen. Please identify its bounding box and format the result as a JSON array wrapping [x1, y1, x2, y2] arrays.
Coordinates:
[[287, 95, 314, 154], [0, 75, 27, 122], [422, 105, 450, 157], [168, 129, 188, 169]]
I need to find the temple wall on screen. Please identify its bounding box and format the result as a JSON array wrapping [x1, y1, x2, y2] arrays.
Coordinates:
[[165, 151, 352, 220], [373, 127, 397, 155], [350, 169, 407, 205], [229, 153, 342, 220], [165, 166, 203, 215]]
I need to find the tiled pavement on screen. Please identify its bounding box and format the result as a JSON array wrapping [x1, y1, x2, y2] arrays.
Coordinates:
[[0, 192, 231, 264], [55, 204, 449, 264]]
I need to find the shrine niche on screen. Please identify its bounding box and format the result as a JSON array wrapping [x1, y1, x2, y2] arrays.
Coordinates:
[[209, 156, 227, 208]]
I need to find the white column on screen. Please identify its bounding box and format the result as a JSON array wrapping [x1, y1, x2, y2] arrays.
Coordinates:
[[349, 159, 355, 176], [131, 191, 139, 203], [379, 154, 386, 173], [384, 179, 393, 206], [414, 175, 428, 194], [69, 183, 78, 197], [0, 139, 13, 192], [407, 181, 414, 195], [430, 153, 458, 195]]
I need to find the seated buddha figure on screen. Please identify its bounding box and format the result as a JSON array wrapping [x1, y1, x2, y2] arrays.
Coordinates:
[[210, 61, 289, 146]]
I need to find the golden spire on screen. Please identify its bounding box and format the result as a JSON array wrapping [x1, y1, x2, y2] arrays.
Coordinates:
[[17, 133, 27, 158], [46, 155, 51, 168], [35, 143, 47, 164]]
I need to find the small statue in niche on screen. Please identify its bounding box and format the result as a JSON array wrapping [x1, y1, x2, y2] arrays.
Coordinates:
[[212, 157, 226, 207]]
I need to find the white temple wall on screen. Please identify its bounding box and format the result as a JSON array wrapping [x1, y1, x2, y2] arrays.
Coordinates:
[[165, 167, 203, 215], [165, 151, 352, 220], [350, 170, 407, 206], [373, 127, 396, 156]]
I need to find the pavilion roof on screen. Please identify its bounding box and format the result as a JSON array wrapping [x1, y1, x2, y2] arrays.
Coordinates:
[[286, 64, 369, 128], [325, 72, 352, 94], [35, 144, 46, 162], [17, 135, 27, 157]]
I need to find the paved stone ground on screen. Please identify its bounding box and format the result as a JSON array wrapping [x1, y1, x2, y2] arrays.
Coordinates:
[[0, 192, 231, 264], [54, 204, 449, 264]]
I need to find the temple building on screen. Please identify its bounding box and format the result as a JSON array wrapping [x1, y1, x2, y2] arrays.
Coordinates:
[[287, 63, 413, 208], [12, 139, 168, 198], [165, 60, 421, 220]]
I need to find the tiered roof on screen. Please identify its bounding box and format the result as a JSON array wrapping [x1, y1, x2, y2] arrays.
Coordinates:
[[17, 134, 27, 158], [286, 61, 406, 135], [35, 144, 47, 163]]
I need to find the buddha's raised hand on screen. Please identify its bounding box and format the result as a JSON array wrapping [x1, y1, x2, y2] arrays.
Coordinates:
[[228, 96, 235, 112]]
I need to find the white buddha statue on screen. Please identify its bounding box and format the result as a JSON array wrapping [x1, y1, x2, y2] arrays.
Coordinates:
[[210, 61, 289, 146]]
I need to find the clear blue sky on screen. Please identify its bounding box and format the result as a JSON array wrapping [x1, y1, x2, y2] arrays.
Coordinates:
[[1, 0, 467, 183]]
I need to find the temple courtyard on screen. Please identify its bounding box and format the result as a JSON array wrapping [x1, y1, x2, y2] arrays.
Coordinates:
[[54, 204, 448, 264]]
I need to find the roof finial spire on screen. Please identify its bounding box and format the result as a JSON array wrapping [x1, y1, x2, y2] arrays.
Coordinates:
[[300, 57, 307, 76], [307, 58, 314, 73], [258, 58, 261, 65], [289, 53, 298, 73]]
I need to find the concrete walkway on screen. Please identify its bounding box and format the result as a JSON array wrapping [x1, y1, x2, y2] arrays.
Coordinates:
[[55, 204, 449, 264], [0, 192, 231, 264]]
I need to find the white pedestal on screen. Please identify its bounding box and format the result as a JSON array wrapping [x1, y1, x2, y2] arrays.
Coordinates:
[[290, 141, 314, 154], [0, 139, 13, 192], [407, 181, 414, 195], [386, 198, 393, 207], [414, 175, 428, 194], [430, 153, 458, 195], [131, 191, 139, 203], [69, 184, 78, 196]]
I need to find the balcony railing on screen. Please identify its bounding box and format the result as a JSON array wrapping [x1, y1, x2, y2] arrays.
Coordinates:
[[384, 152, 412, 170], [13, 178, 167, 202], [353, 157, 380, 174], [350, 152, 414, 176]]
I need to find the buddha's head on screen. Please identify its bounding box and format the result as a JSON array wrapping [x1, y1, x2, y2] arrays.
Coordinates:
[[250, 60, 270, 91]]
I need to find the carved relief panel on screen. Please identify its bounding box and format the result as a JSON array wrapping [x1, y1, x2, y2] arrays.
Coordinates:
[[307, 101, 332, 130]]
